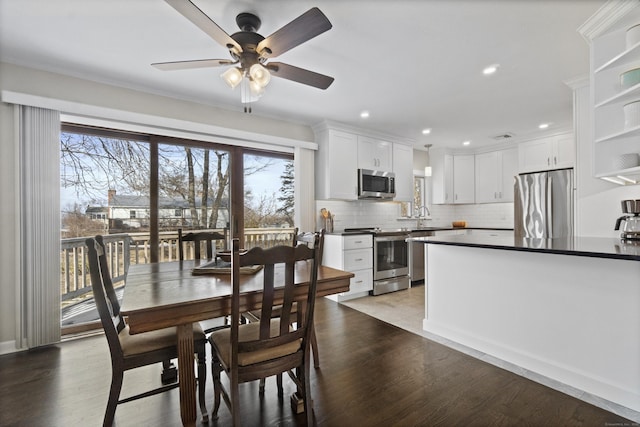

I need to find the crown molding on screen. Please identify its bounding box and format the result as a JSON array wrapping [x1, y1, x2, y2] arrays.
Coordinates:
[[578, 0, 640, 41]]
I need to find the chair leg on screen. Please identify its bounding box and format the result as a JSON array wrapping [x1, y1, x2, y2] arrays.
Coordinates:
[[103, 368, 123, 427], [230, 373, 241, 427], [277, 373, 284, 397], [259, 378, 266, 395], [161, 359, 178, 384], [196, 345, 208, 423], [302, 363, 314, 427], [211, 354, 222, 419], [310, 325, 320, 369]]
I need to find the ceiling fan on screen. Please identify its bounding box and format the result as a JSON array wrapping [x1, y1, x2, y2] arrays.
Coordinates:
[[153, 0, 334, 110]]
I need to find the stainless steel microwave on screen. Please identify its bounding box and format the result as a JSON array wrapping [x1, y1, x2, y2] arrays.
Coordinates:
[[358, 169, 395, 199]]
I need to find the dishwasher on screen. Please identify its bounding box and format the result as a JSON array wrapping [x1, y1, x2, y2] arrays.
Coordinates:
[[409, 231, 433, 283]]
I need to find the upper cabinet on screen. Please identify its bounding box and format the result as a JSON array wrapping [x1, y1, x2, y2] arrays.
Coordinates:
[[314, 123, 415, 200], [453, 154, 475, 204], [357, 136, 392, 171], [314, 128, 359, 200], [392, 143, 414, 202], [475, 147, 518, 203], [580, 1, 640, 183], [434, 147, 517, 205], [432, 150, 474, 204], [431, 150, 454, 204], [518, 133, 575, 174]]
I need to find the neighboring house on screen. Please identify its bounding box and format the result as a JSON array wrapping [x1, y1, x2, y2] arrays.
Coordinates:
[[84, 206, 108, 226], [87, 190, 230, 232]]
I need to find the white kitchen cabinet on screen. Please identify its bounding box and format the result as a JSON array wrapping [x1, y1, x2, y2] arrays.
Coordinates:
[[500, 148, 518, 202], [453, 154, 475, 204], [475, 151, 499, 203], [392, 143, 413, 202], [431, 149, 454, 204], [357, 136, 392, 171], [475, 147, 518, 203], [518, 133, 575, 174], [314, 128, 358, 200], [580, 3, 640, 183], [322, 234, 373, 301]]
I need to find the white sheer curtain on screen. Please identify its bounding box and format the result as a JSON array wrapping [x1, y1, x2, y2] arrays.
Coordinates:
[[18, 105, 61, 348], [294, 147, 316, 233]]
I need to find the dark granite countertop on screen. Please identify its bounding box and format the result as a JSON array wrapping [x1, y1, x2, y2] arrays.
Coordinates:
[[408, 235, 640, 261], [327, 227, 513, 236]]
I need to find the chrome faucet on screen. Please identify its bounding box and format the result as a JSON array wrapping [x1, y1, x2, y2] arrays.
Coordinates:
[[415, 205, 431, 228]]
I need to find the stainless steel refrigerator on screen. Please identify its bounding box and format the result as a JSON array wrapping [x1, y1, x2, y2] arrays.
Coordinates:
[[514, 168, 574, 238]]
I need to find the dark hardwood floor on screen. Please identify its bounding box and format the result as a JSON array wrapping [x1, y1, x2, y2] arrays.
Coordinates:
[[0, 298, 632, 426]]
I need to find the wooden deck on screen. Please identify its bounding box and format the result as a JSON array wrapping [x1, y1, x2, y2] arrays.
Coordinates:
[[0, 297, 631, 426]]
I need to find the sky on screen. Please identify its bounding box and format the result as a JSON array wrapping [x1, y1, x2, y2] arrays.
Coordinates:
[[60, 144, 289, 211]]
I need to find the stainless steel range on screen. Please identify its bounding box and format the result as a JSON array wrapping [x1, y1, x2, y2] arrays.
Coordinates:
[[344, 228, 410, 295]]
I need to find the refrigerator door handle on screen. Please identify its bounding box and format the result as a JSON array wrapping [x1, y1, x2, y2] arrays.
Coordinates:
[[546, 175, 553, 237]]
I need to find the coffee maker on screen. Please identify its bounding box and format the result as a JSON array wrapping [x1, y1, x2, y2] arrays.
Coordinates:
[[615, 199, 640, 240]]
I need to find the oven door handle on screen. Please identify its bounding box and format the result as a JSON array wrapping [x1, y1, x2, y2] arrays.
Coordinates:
[[374, 235, 409, 242]]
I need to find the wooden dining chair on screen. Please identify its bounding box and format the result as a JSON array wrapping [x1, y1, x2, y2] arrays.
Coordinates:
[[86, 235, 208, 426], [209, 236, 321, 426], [178, 228, 227, 260], [245, 229, 325, 372], [293, 229, 324, 367]]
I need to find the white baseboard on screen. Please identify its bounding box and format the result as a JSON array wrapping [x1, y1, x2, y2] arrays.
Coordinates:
[[0, 340, 19, 355]]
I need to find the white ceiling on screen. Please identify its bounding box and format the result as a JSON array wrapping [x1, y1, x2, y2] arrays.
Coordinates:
[[0, 0, 604, 150]]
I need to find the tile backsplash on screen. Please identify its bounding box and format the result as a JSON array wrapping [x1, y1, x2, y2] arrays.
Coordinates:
[[314, 200, 514, 231]]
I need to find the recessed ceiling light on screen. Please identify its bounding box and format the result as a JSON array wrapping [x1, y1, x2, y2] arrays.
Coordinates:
[[462, 140, 471, 146], [483, 64, 500, 75], [360, 111, 370, 119], [422, 128, 431, 135], [539, 123, 550, 129]]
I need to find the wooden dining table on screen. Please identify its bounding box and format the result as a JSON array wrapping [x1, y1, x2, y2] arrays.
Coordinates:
[[120, 259, 353, 427]]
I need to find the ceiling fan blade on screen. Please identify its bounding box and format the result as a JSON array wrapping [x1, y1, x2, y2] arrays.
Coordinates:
[[257, 7, 332, 58], [165, 0, 242, 54], [152, 59, 235, 71], [266, 62, 334, 89]]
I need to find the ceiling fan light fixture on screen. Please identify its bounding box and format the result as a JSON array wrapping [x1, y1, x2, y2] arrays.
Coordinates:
[[241, 78, 260, 104], [249, 63, 271, 88], [249, 78, 266, 97], [221, 67, 243, 89]]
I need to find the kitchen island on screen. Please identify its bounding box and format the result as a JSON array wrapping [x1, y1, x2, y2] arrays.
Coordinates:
[[411, 235, 640, 418]]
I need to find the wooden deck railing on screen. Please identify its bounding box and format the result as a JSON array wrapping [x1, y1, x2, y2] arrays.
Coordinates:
[[60, 228, 296, 305]]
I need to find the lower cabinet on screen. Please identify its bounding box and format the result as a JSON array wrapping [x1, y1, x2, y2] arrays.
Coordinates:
[[322, 234, 373, 301]]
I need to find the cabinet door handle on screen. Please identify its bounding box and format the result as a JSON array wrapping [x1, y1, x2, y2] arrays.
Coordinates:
[[547, 157, 550, 166], [354, 240, 363, 244], [554, 156, 557, 164], [355, 280, 363, 284], [494, 192, 497, 199], [355, 258, 363, 261], [499, 191, 502, 198]]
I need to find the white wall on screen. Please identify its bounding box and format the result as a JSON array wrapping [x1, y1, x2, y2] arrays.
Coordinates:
[[0, 102, 18, 352], [0, 61, 317, 350]]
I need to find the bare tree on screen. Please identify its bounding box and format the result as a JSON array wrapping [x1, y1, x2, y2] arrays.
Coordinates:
[[60, 133, 150, 203], [61, 203, 106, 238], [61, 131, 282, 233]]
